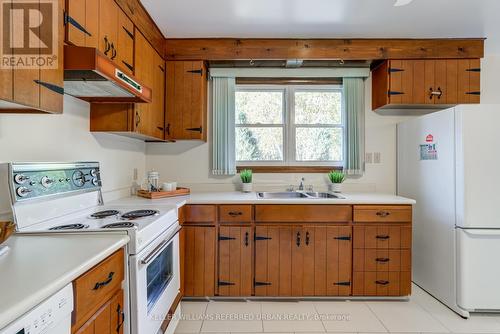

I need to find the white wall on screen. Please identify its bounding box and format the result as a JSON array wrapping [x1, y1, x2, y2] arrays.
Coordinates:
[[146, 75, 415, 194], [0, 95, 146, 213]]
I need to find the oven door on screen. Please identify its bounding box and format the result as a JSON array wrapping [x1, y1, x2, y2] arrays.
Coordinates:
[[129, 224, 180, 334]]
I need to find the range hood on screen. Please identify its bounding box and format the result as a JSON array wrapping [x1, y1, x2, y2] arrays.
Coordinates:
[[64, 45, 152, 103]]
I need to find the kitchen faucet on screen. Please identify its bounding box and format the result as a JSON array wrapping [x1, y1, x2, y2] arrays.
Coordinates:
[[298, 177, 305, 191]]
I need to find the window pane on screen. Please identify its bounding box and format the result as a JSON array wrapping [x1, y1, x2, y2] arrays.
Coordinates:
[[235, 91, 283, 124], [236, 127, 283, 161], [295, 91, 342, 124], [295, 127, 343, 161]]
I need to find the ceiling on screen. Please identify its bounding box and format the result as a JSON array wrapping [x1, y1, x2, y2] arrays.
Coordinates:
[[140, 0, 500, 53]]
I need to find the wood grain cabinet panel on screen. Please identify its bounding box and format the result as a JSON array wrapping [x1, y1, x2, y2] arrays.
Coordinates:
[[255, 205, 352, 223], [372, 59, 481, 110], [353, 272, 410, 296], [354, 205, 412, 223], [116, 10, 134, 75], [165, 61, 208, 141], [184, 205, 216, 224], [183, 226, 216, 297], [353, 225, 412, 249], [219, 205, 253, 223], [218, 226, 253, 296], [73, 289, 124, 334]]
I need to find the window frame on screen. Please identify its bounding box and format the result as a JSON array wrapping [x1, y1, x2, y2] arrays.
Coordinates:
[[235, 84, 345, 167]]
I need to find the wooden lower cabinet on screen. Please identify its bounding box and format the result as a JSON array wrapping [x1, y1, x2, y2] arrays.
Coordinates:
[[72, 249, 125, 334], [183, 226, 216, 297], [254, 225, 352, 296], [218, 226, 253, 296]]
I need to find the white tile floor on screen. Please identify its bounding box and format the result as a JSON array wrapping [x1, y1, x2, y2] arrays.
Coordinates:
[[175, 284, 500, 334]]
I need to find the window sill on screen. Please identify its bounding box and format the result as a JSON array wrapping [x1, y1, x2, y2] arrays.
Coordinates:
[[236, 166, 343, 173]]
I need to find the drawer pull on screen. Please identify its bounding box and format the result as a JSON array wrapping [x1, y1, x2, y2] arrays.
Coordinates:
[[376, 235, 390, 240], [334, 235, 351, 241], [305, 231, 310, 246], [93, 272, 115, 290], [296, 232, 301, 247], [376, 280, 390, 285], [376, 258, 390, 262], [245, 232, 249, 246], [376, 211, 390, 217], [228, 211, 242, 217], [116, 302, 125, 332]]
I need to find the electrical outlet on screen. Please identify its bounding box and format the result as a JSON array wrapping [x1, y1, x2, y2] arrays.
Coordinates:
[[133, 168, 138, 181], [365, 152, 373, 164], [374, 152, 381, 164]]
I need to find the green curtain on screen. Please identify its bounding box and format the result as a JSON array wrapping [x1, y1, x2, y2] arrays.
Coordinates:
[[212, 77, 237, 175], [343, 77, 365, 176]]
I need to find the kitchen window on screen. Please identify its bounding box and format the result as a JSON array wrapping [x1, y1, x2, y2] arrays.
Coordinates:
[[235, 85, 344, 168]]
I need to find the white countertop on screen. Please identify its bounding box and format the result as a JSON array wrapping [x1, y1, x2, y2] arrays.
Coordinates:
[[0, 233, 129, 330], [116, 192, 415, 206], [186, 191, 416, 205]]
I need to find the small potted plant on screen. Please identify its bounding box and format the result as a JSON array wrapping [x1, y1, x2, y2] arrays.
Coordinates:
[[328, 170, 345, 193], [240, 169, 253, 192]]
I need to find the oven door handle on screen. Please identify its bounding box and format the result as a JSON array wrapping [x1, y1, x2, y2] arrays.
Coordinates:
[[141, 226, 181, 265]]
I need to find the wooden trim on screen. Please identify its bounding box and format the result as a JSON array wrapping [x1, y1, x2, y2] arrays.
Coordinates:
[[165, 38, 485, 61], [236, 166, 342, 173], [236, 78, 343, 85]]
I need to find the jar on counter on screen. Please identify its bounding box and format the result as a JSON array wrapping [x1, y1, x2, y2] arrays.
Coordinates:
[[147, 170, 160, 192]]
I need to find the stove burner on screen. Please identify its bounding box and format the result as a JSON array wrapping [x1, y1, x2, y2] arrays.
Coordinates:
[[49, 223, 89, 230], [102, 222, 135, 229], [121, 209, 159, 219], [90, 210, 120, 219]]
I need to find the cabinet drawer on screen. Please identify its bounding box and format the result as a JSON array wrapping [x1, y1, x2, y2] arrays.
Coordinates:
[[354, 205, 412, 223], [354, 249, 411, 272], [219, 205, 253, 223], [73, 249, 124, 328], [255, 205, 352, 223], [353, 271, 411, 296], [184, 205, 216, 224], [353, 225, 412, 249]]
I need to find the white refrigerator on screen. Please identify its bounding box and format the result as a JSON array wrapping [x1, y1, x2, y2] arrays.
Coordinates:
[[397, 104, 500, 317]]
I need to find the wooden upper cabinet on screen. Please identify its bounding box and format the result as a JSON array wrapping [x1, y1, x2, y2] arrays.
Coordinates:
[[134, 30, 153, 137], [165, 61, 208, 141], [116, 10, 134, 75], [372, 59, 481, 110], [1, 0, 63, 113], [65, 0, 99, 48], [151, 52, 166, 139], [98, 0, 119, 58]]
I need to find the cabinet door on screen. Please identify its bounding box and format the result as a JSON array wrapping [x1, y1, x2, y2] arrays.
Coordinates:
[[151, 53, 165, 140], [110, 290, 125, 334], [458, 59, 481, 104], [0, 0, 13, 103], [116, 10, 134, 75], [73, 290, 124, 334], [325, 226, 352, 296], [165, 61, 207, 141], [291, 227, 315, 296], [388, 60, 413, 104], [133, 30, 152, 136], [184, 226, 216, 297], [254, 226, 293, 296], [65, 0, 98, 48], [39, 0, 64, 113], [98, 0, 118, 58], [218, 226, 253, 296]]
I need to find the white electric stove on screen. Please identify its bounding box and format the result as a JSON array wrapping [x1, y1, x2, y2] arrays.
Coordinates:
[[1, 162, 181, 334]]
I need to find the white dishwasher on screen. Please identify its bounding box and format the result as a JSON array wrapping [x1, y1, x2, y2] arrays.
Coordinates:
[[0, 284, 73, 334]]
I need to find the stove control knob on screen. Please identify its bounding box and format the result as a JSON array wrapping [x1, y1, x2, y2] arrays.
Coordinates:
[[90, 169, 99, 177], [16, 186, 32, 197], [72, 170, 85, 187], [14, 174, 30, 184], [41, 176, 55, 188], [92, 178, 99, 186]]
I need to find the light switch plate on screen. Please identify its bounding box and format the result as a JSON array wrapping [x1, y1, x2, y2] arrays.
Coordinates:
[[365, 152, 373, 164], [374, 152, 381, 164]]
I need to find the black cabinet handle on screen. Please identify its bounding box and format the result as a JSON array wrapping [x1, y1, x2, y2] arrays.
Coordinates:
[[116, 302, 125, 332], [305, 231, 310, 246], [166, 123, 171, 136], [429, 87, 443, 100], [245, 232, 249, 247], [228, 211, 242, 217], [122, 26, 134, 39], [376, 211, 390, 217], [157, 126, 164, 131], [296, 232, 301, 247], [376, 258, 390, 262], [186, 126, 202, 133], [104, 36, 111, 55], [376, 235, 390, 240], [376, 280, 389, 285], [34, 80, 64, 95], [135, 111, 141, 128], [93, 272, 115, 290], [111, 43, 117, 60]]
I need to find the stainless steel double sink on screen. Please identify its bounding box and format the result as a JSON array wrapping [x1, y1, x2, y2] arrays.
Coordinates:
[[256, 191, 344, 199]]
